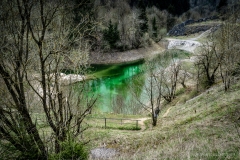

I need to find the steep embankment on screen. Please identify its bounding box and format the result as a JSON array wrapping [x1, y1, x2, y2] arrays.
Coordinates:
[[90, 79, 240, 160]]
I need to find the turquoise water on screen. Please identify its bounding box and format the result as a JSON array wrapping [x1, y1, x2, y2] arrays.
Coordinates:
[[87, 62, 145, 114], [78, 50, 191, 114]]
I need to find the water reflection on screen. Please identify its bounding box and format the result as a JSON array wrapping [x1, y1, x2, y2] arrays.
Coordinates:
[[81, 50, 190, 114], [87, 62, 145, 114]]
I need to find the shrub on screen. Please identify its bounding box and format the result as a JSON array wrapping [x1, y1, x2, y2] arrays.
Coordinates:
[[50, 141, 88, 160], [175, 88, 186, 96]]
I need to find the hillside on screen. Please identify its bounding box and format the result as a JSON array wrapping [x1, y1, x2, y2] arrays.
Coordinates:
[[86, 26, 240, 159], [87, 76, 240, 160]]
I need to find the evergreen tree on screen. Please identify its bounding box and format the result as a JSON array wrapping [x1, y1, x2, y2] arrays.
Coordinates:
[[103, 20, 120, 49], [152, 17, 158, 40], [138, 0, 148, 36]]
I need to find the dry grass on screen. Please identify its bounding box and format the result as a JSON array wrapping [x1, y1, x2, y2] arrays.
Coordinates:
[[86, 81, 240, 160]]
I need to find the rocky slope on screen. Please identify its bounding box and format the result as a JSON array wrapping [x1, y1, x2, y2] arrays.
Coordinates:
[[168, 18, 220, 36]]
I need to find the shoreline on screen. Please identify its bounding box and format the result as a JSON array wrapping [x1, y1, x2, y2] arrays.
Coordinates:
[[88, 40, 168, 65]]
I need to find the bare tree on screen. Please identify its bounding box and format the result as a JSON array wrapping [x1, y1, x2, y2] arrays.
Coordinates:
[[195, 39, 223, 87], [161, 57, 181, 102], [178, 69, 189, 89], [217, 22, 240, 91], [131, 51, 182, 126], [0, 0, 97, 158], [0, 1, 47, 158], [132, 60, 162, 126]]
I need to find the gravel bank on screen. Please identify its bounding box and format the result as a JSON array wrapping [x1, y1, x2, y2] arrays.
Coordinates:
[[89, 41, 167, 65]]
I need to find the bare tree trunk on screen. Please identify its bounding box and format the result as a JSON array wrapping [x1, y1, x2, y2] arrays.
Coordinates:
[[0, 0, 97, 158], [0, 0, 48, 158], [152, 116, 157, 126]]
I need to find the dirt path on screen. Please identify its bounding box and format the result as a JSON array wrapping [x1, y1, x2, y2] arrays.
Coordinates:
[[137, 117, 151, 131], [121, 117, 150, 131], [163, 107, 172, 117], [132, 107, 174, 130], [189, 29, 212, 41]]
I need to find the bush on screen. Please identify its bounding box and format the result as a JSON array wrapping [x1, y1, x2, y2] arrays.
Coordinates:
[[175, 88, 186, 96], [50, 141, 88, 160], [0, 141, 21, 160], [0, 135, 46, 160]]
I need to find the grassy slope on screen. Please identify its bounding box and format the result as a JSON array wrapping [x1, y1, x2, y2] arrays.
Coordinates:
[[140, 82, 240, 160], [85, 24, 240, 159], [85, 80, 240, 160]]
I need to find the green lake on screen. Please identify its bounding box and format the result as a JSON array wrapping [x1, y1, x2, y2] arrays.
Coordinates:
[[79, 50, 191, 114], [87, 61, 145, 114]]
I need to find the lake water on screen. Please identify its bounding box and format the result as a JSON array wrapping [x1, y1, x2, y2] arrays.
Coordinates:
[[87, 61, 145, 114], [78, 50, 190, 114]]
